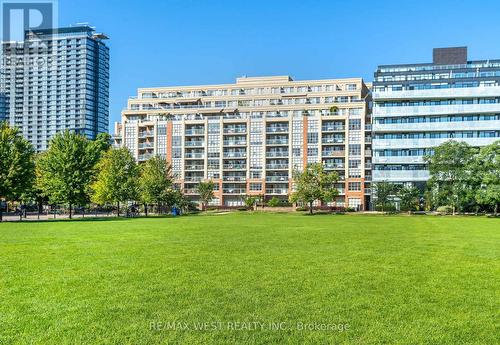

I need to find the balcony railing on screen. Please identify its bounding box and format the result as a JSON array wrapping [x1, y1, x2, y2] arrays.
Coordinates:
[[138, 131, 154, 138], [266, 164, 289, 169], [266, 127, 289, 133], [138, 154, 153, 161], [265, 189, 288, 195], [223, 127, 247, 134], [185, 153, 204, 159], [266, 151, 289, 158], [266, 139, 289, 145], [324, 163, 344, 169], [185, 165, 204, 171], [184, 177, 203, 182], [266, 176, 289, 182], [223, 176, 246, 182], [185, 129, 205, 135], [223, 189, 246, 194], [321, 126, 345, 132], [223, 164, 246, 170], [185, 141, 204, 147], [138, 143, 154, 149], [322, 138, 345, 144], [322, 150, 345, 157], [223, 141, 247, 146], [223, 152, 247, 158]]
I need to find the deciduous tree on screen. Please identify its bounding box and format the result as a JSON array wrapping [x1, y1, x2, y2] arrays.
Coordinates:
[[197, 180, 215, 211], [0, 123, 35, 221], [289, 163, 339, 214], [36, 130, 98, 218], [91, 147, 139, 216]]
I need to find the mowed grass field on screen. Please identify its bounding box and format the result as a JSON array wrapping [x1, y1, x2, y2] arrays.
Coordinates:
[[0, 213, 499, 344]]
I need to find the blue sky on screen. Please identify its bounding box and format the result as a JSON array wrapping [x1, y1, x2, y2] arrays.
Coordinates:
[[58, 0, 500, 130]]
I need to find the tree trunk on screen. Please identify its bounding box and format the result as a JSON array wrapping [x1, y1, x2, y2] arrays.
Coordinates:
[[495, 203, 498, 216], [309, 201, 313, 215], [117, 202, 120, 217], [0, 208, 2, 222], [69, 203, 73, 219], [145, 204, 148, 217]]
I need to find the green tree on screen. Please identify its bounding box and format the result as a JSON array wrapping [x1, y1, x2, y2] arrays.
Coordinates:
[[197, 181, 215, 211], [425, 140, 477, 214], [0, 123, 36, 221], [473, 141, 500, 214], [36, 131, 98, 219], [91, 147, 139, 216], [243, 195, 258, 209], [289, 163, 339, 214], [139, 156, 174, 215], [398, 185, 420, 212], [373, 181, 398, 213]]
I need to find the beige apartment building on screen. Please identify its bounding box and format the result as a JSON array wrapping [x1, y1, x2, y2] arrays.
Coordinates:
[[114, 76, 372, 209]]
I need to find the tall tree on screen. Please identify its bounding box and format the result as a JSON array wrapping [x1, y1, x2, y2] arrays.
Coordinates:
[[473, 141, 500, 214], [36, 130, 98, 219], [197, 181, 215, 211], [139, 156, 174, 215], [425, 140, 476, 214], [398, 185, 421, 212], [289, 163, 339, 214], [0, 123, 35, 221], [91, 147, 139, 216], [373, 181, 398, 213]]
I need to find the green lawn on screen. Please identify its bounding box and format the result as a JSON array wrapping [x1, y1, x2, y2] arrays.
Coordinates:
[[0, 213, 499, 344]]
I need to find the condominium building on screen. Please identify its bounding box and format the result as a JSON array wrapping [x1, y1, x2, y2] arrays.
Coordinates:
[[372, 47, 500, 187], [114, 76, 372, 209], [0, 25, 109, 151]]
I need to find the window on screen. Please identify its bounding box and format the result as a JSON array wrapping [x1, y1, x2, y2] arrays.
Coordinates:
[[348, 182, 361, 191], [250, 183, 262, 191]]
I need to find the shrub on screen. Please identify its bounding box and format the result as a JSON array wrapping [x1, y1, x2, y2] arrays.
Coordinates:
[[267, 197, 282, 207], [345, 207, 356, 212], [436, 205, 453, 215]]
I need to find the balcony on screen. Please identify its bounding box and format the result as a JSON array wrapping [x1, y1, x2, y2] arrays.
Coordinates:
[[138, 131, 154, 138], [266, 126, 289, 133], [373, 103, 500, 117], [185, 153, 204, 159], [373, 169, 430, 182], [185, 165, 204, 171], [324, 163, 344, 169], [223, 176, 246, 182], [223, 140, 247, 146], [321, 126, 345, 132], [185, 129, 205, 135], [373, 156, 424, 164], [223, 164, 246, 170], [373, 86, 500, 101], [266, 139, 289, 145], [223, 127, 247, 134], [266, 176, 289, 182], [322, 150, 345, 157], [223, 188, 246, 194], [138, 142, 154, 149], [373, 120, 500, 132], [266, 151, 289, 158], [266, 164, 289, 170], [138, 153, 153, 161], [373, 137, 496, 150], [184, 177, 203, 182], [185, 141, 204, 147], [265, 188, 289, 195], [223, 152, 247, 158], [322, 137, 344, 144]]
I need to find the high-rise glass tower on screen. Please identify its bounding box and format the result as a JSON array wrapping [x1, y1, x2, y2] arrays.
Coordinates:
[[1, 25, 109, 151]]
